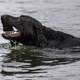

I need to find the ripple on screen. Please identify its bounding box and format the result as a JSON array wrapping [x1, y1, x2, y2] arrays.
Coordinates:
[[1, 0, 80, 79]]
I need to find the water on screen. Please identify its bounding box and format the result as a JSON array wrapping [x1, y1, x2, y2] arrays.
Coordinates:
[[0, 0, 80, 80]]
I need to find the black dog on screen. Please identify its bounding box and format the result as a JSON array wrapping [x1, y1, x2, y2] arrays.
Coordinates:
[[1, 15, 80, 48]]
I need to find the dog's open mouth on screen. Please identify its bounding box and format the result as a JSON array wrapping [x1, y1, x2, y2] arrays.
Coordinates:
[[2, 31, 21, 38]]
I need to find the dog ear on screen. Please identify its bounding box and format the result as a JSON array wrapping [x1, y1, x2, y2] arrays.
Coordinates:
[[33, 25, 48, 47]]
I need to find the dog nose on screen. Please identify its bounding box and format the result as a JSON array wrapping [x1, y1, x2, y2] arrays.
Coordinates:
[[1, 15, 6, 20]]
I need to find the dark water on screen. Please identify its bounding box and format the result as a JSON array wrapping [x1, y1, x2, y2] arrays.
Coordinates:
[[0, 0, 80, 80], [0, 45, 80, 80]]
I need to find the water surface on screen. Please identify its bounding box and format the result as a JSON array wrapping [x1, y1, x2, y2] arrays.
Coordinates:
[[0, 0, 80, 80]]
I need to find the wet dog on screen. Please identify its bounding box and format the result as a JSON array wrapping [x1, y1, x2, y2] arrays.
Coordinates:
[[1, 15, 80, 48]]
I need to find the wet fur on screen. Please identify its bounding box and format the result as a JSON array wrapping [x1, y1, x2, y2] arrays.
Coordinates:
[[1, 15, 80, 48]]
